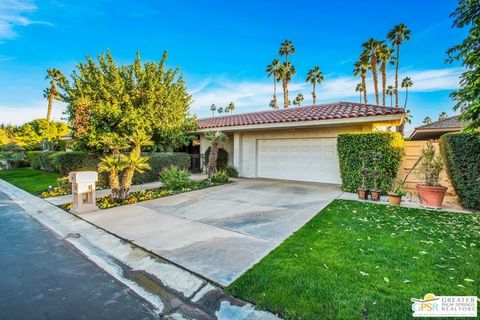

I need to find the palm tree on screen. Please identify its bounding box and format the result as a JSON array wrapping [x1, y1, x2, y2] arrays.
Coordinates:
[[226, 102, 235, 114], [362, 39, 383, 105], [423, 116, 432, 125], [353, 58, 369, 104], [386, 85, 395, 107], [438, 112, 448, 121], [44, 68, 66, 122], [279, 40, 295, 63], [210, 104, 216, 117], [397, 108, 412, 136], [277, 62, 296, 108], [266, 59, 280, 109], [355, 83, 364, 103], [98, 155, 125, 200], [387, 23, 411, 107], [127, 130, 154, 157], [217, 107, 224, 114], [378, 44, 395, 106], [401, 77, 413, 108], [119, 153, 150, 199], [205, 131, 228, 181], [293, 93, 304, 107], [305, 66, 324, 105]]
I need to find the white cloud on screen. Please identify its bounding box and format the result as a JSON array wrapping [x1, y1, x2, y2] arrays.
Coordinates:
[[189, 67, 462, 117], [0, 0, 51, 39], [0, 102, 66, 125]]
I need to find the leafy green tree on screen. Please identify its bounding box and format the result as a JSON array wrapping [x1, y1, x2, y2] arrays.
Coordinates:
[[294, 93, 304, 107], [266, 59, 280, 109], [44, 68, 67, 122], [361, 39, 383, 105], [387, 23, 411, 107], [306, 66, 324, 105], [12, 119, 68, 150], [446, 0, 480, 131], [60, 50, 195, 153], [210, 104, 216, 117]]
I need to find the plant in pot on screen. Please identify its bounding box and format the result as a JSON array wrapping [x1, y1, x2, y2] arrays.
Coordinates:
[[387, 178, 407, 205], [357, 152, 369, 200], [369, 152, 382, 201], [416, 142, 447, 209]]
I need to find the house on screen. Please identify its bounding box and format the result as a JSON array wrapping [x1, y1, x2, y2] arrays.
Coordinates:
[[408, 115, 468, 141], [196, 101, 405, 184]]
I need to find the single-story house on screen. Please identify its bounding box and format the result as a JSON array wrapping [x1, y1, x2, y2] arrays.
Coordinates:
[[408, 115, 468, 141], [195, 101, 405, 184]]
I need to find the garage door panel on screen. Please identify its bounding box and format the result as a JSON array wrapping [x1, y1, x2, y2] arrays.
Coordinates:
[[257, 138, 341, 184]]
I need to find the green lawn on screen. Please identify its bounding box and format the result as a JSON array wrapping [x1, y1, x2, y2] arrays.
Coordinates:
[[0, 168, 62, 195], [227, 200, 479, 320]]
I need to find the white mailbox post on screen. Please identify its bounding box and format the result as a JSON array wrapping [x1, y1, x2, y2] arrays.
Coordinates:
[[68, 171, 98, 213]]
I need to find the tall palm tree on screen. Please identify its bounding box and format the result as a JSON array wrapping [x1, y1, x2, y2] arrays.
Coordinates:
[[217, 107, 224, 114], [226, 102, 235, 114], [386, 85, 395, 107], [378, 44, 395, 106], [210, 104, 216, 117], [397, 108, 412, 136], [305, 66, 324, 105], [355, 83, 364, 103], [423, 116, 432, 125], [277, 62, 296, 108], [205, 131, 228, 181], [387, 23, 411, 107], [353, 58, 369, 104], [438, 112, 448, 121], [44, 68, 66, 122], [293, 93, 304, 107], [401, 76, 413, 108], [279, 40, 295, 63], [266, 59, 280, 109], [362, 38, 383, 105]]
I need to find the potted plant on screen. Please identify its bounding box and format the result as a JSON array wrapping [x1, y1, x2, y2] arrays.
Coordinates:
[[387, 178, 407, 205], [357, 153, 369, 200], [416, 142, 447, 209], [369, 152, 382, 201]]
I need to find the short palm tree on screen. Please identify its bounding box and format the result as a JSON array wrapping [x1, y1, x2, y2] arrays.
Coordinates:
[[98, 155, 124, 200], [205, 131, 228, 181], [277, 62, 296, 108], [378, 44, 395, 106], [293, 93, 304, 107], [401, 76, 413, 108], [387, 23, 411, 107], [119, 153, 151, 199], [44, 68, 67, 122], [423, 116, 432, 125], [438, 112, 448, 121], [128, 130, 154, 156], [361, 38, 383, 105], [210, 104, 216, 117], [386, 85, 395, 107], [353, 58, 369, 104], [279, 40, 295, 63], [305, 66, 324, 105], [355, 83, 364, 103], [266, 59, 280, 109]]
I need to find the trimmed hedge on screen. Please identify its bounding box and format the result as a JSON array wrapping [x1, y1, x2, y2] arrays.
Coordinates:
[[26, 151, 55, 171], [440, 133, 480, 210], [132, 152, 191, 184], [49, 152, 100, 175], [204, 147, 229, 171], [337, 132, 404, 192]]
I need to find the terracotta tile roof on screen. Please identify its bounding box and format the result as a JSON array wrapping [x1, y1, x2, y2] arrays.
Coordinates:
[[197, 101, 405, 129], [416, 115, 469, 129]]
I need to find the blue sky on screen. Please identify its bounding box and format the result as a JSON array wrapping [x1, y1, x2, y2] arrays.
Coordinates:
[[0, 0, 466, 132]]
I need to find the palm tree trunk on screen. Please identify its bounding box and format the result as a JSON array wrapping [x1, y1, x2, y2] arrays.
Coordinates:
[[361, 75, 367, 104], [273, 75, 277, 109], [119, 168, 134, 200], [109, 170, 120, 200], [359, 91, 362, 103], [381, 61, 386, 106], [46, 80, 56, 122], [395, 45, 400, 107], [283, 80, 288, 108], [371, 55, 379, 105], [312, 82, 316, 105], [207, 143, 219, 181], [390, 94, 393, 107], [404, 87, 409, 108]]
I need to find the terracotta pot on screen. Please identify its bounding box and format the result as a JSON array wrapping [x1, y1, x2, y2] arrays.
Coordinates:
[[387, 193, 402, 205], [416, 185, 448, 209], [370, 190, 381, 201], [357, 188, 369, 200]]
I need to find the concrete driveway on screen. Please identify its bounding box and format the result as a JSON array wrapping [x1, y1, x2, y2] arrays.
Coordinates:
[[79, 179, 342, 286]]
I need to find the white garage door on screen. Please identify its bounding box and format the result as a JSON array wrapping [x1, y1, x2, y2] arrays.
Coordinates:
[[257, 138, 341, 184]]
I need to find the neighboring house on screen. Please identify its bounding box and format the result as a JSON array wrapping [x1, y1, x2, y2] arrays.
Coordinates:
[[409, 115, 468, 141], [196, 102, 404, 184]]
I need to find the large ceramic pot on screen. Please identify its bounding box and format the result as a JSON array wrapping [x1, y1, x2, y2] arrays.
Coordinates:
[[416, 185, 448, 209]]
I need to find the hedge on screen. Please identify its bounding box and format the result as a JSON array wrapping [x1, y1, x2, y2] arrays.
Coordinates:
[[440, 133, 480, 210], [49, 152, 100, 175], [132, 152, 191, 184], [204, 147, 229, 171], [337, 132, 404, 193], [26, 151, 55, 171]]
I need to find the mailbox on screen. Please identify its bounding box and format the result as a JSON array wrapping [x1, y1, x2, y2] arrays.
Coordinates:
[[68, 171, 98, 213]]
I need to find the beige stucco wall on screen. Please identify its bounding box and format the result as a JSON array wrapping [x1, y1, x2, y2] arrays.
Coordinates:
[[200, 133, 234, 168]]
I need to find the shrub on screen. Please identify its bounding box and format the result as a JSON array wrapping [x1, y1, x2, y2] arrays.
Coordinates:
[[440, 133, 480, 210], [204, 147, 228, 171], [133, 152, 191, 184], [226, 166, 239, 178], [337, 132, 404, 193], [211, 170, 230, 184], [417, 142, 443, 186], [26, 151, 55, 171], [48, 151, 100, 175], [160, 165, 192, 190], [0, 143, 28, 169]]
